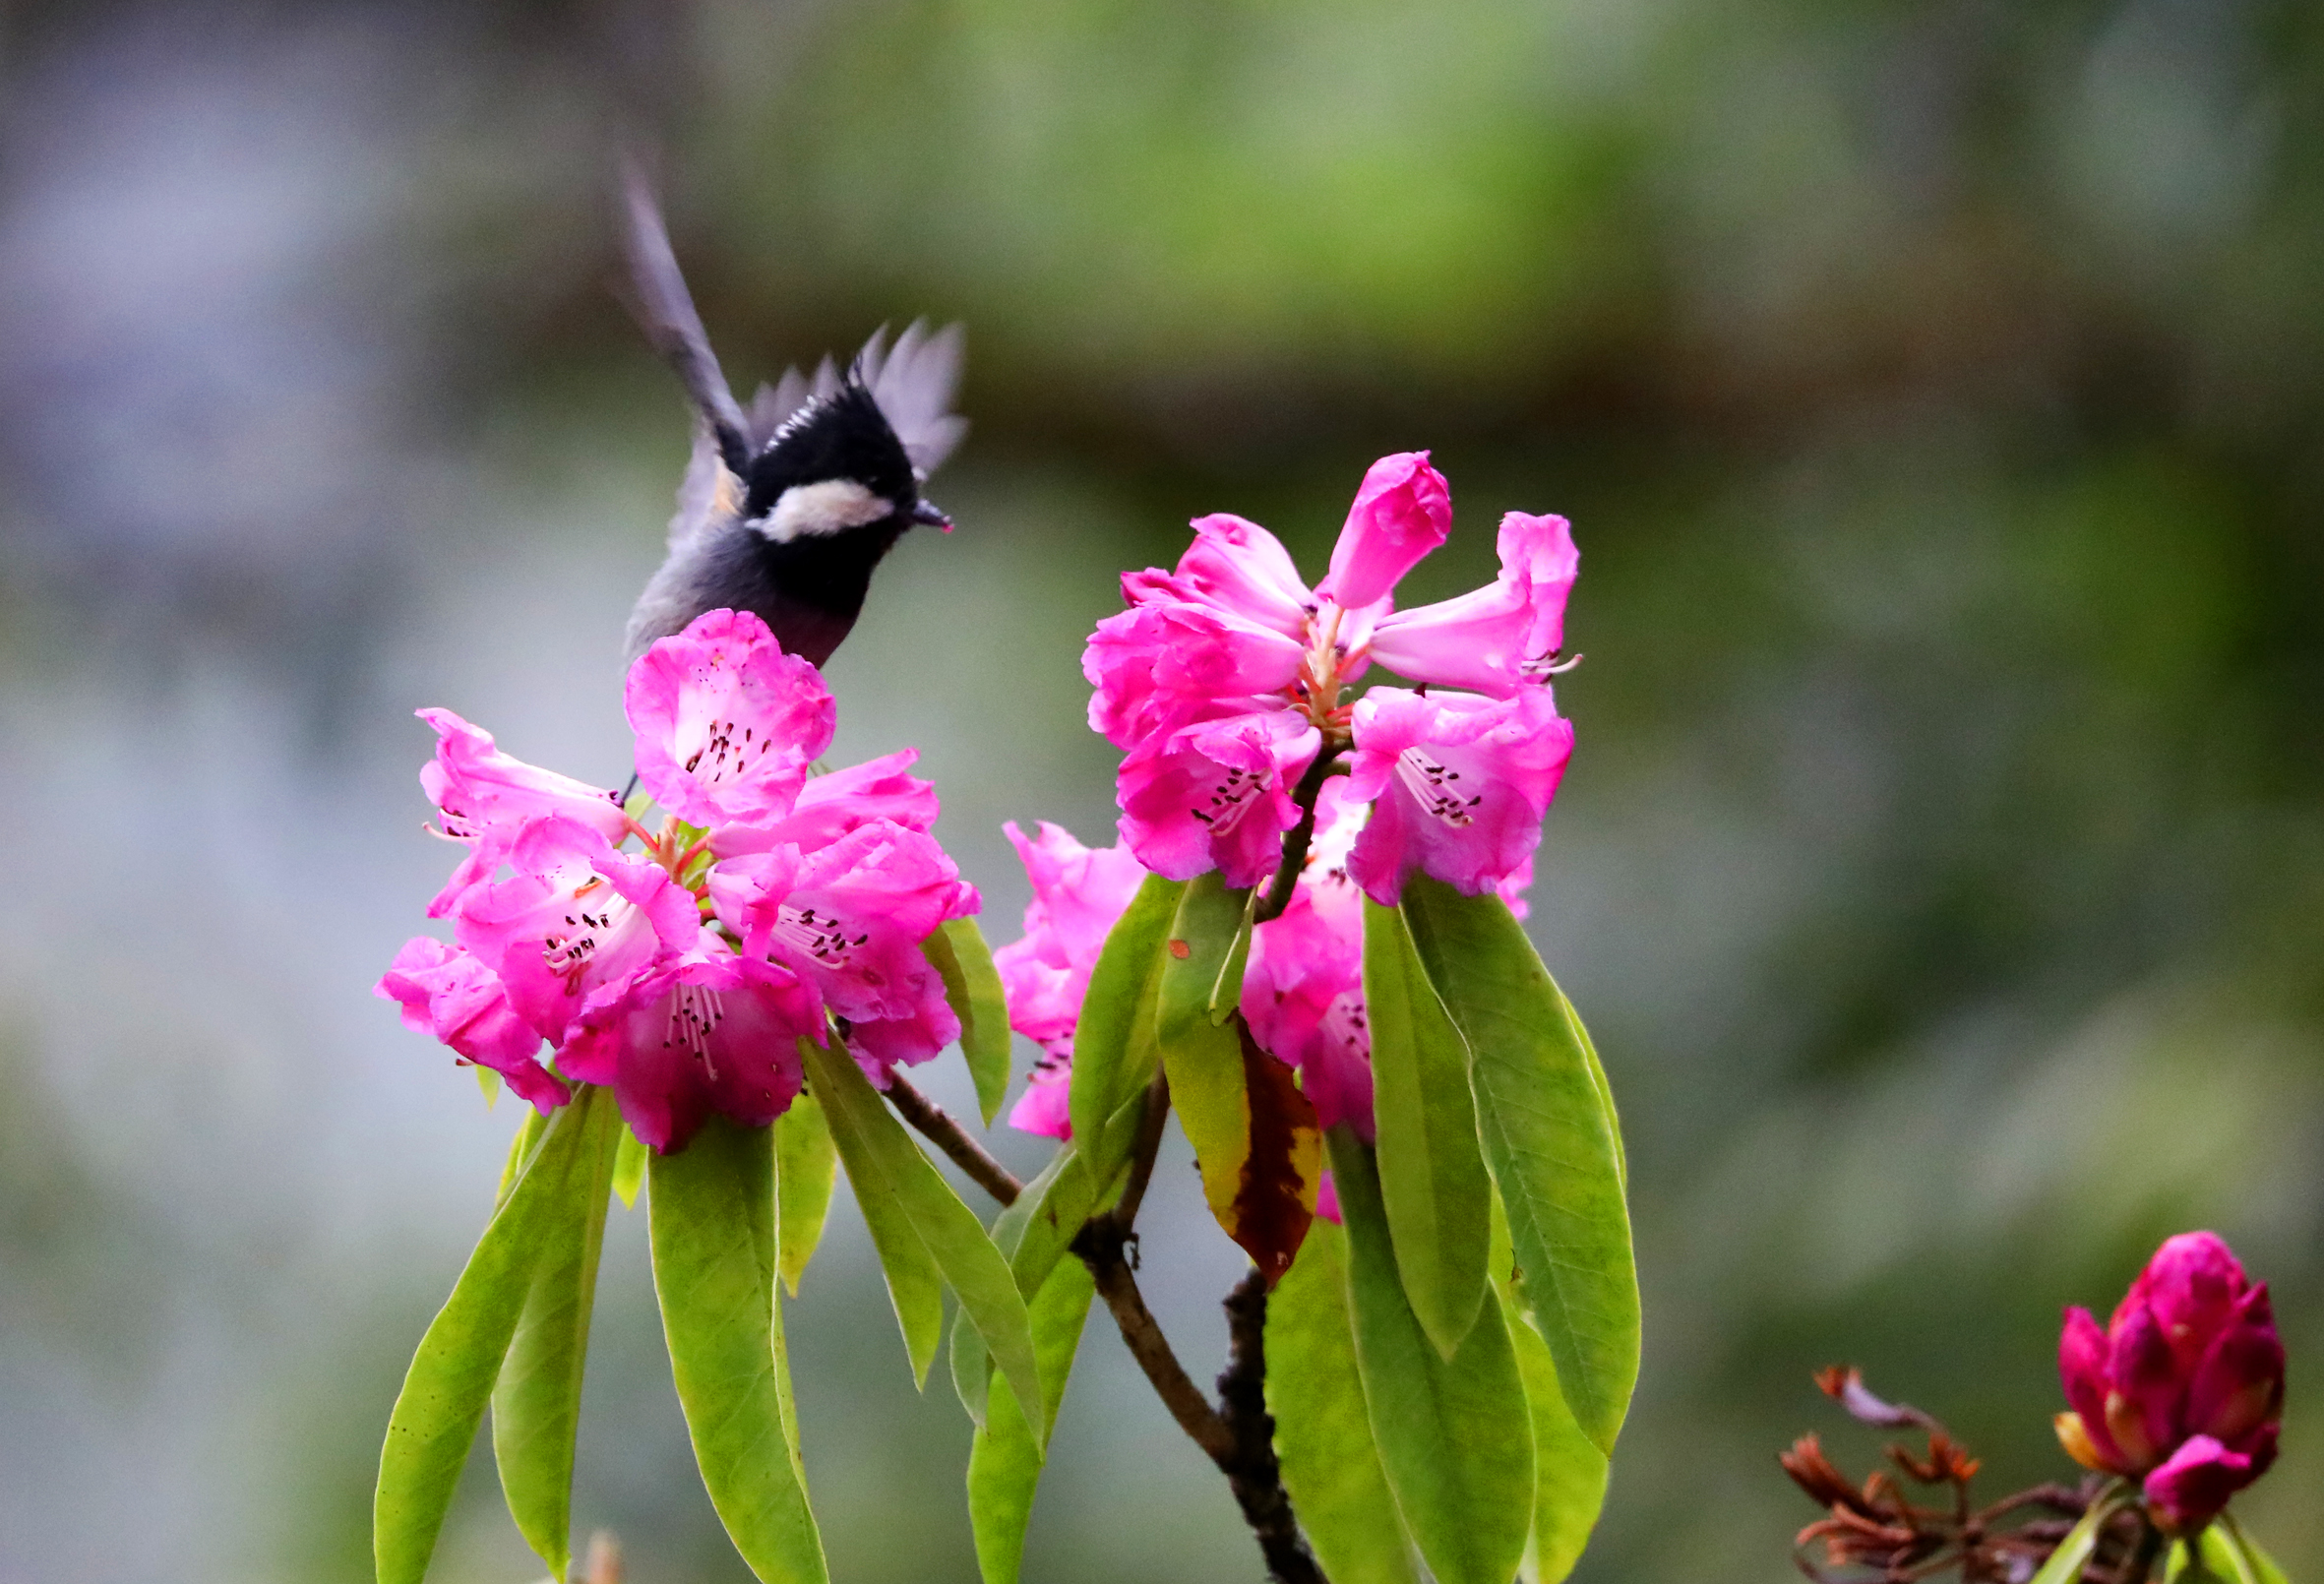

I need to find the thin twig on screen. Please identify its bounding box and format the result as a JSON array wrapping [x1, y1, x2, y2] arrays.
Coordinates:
[[886, 1074, 1021, 1205], [1073, 1217, 1234, 1461], [1255, 750, 1342, 924]]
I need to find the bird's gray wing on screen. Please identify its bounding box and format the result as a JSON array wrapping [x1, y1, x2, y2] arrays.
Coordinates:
[[855, 319, 968, 477], [666, 416, 743, 549], [618, 160, 751, 477]]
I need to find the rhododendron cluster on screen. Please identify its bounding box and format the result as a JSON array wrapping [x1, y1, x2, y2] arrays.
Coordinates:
[[1084, 452, 1576, 901], [379, 609, 974, 1151], [2056, 1231, 2287, 1533]]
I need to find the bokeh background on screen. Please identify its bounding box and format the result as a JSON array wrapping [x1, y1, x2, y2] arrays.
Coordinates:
[[2, 0, 2319, 1578]]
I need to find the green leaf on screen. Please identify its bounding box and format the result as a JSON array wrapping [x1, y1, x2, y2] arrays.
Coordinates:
[[2026, 1489, 2131, 1584], [804, 1039, 1047, 1443], [925, 917, 1013, 1126], [495, 1108, 549, 1207], [952, 1142, 1122, 1431], [1157, 874, 1254, 1220], [1362, 899, 1491, 1359], [374, 1095, 605, 1584], [2219, 1515, 2291, 1584], [1067, 874, 1185, 1184], [1264, 1216, 1420, 1584], [965, 1255, 1098, 1584], [474, 1064, 502, 1107], [1398, 877, 1638, 1455], [845, 1113, 948, 1386], [611, 1123, 647, 1210], [649, 1116, 827, 1584], [490, 1085, 622, 1581], [1328, 1128, 1533, 1584], [1493, 1225, 1609, 1584], [1208, 883, 1259, 1022], [776, 1091, 840, 1297]]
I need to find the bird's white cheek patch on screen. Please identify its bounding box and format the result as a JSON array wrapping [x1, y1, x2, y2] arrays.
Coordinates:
[[758, 479, 891, 543]]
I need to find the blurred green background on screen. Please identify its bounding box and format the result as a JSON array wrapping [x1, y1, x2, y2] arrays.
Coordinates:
[[0, 0, 2318, 1579]]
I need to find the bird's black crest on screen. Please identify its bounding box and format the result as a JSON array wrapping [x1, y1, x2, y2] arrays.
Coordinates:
[[741, 384, 918, 521]]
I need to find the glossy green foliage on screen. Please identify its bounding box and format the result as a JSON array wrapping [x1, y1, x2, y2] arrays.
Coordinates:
[[1494, 1211, 1610, 1584], [775, 1090, 839, 1297], [1067, 874, 1185, 1186], [491, 1085, 622, 1580], [1328, 1128, 1533, 1584], [375, 1093, 610, 1584], [964, 1256, 1098, 1584], [1157, 875, 1259, 1228], [1398, 877, 1636, 1454], [804, 1039, 1046, 1439], [649, 1116, 826, 1584], [1265, 1216, 1421, 1584], [926, 917, 1013, 1126], [2169, 1516, 2293, 1584], [2026, 1489, 2130, 1584], [1362, 897, 1492, 1358]]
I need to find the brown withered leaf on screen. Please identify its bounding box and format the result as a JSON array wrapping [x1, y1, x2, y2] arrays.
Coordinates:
[[1230, 1016, 1321, 1286]]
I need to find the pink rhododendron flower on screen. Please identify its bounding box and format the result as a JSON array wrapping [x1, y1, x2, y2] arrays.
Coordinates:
[[1342, 686, 1572, 905], [626, 608, 836, 827], [990, 821, 1148, 1137], [559, 936, 823, 1151], [709, 821, 976, 1085], [452, 816, 704, 1047], [415, 708, 630, 917], [375, 937, 567, 1113], [2054, 1231, 2285, 1532], [388, 607, 982, 1151], [1368, 512, 1578, 698], [1118, 703, 1322, 888], [1087, 454, 1577, 895]]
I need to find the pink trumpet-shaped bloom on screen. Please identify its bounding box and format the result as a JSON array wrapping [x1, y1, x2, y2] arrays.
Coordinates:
[[1343, 686, 1573, 905], [626, 608, 836, 827], [709, 822, 975, 1085], [1315, 452, 1452, 610], [990, 822, 1148, 1138], [1368, 512, 1578, 698], [415, 709, 630, 917], [559, 935, 823, 1151], [452, 816, 703, 1048], [1084, 602, 1306, 750], [376, 937, 567, 1113], [713, 748, 942, 856], [2053, 1231, 2285, 1533], [1118, 703, 1321, 889]]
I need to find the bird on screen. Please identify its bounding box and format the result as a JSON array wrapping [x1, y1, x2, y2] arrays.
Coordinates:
[[616, 169, 967, 668]]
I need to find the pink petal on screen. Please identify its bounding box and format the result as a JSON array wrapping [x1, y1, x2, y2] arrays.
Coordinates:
[[716, 749, 942, 857], [1083, 603, 1306, 751], [1243, 880, 1374, 1141], [1117, 702, 1320, 889], [1315, 1170, 1342, 1226], [2141, 1433, 2262, 1534], [2058, 1307, 2131, 1472], [2109, 1299, 2184, 1467], [1007, 1055, 1074, 1139], [626, 608, 835, 827], [1344, 686, 1572, 906], [2186, 1284, 2286, 1447], [991, 821, 1146, 1054], [2126, 1231, 2249, 1374], [1367, 513, 1578, 697], [1316, 452, 1451, 610], [1166, 514, 1316, 638], [376, 937, 568, 1113]]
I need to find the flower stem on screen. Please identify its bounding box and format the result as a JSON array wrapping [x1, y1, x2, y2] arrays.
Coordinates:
[[884, 1075, 1022, 1205], [1256, 749, 1343, 925]]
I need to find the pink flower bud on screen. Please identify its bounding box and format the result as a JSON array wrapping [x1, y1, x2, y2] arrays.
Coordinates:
[[2054, 1232, 2285, 1529]]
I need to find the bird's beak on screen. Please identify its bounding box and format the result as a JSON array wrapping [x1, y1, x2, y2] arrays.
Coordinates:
[[911, 498, 953, 533]]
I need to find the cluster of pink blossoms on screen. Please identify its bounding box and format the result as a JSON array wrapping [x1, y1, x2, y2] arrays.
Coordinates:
[[1084, 450, 1576, 900], [2056, 1231, 2287, 1532], [378, 610, 975, 1152], [998, 455, 1576, 1158]]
